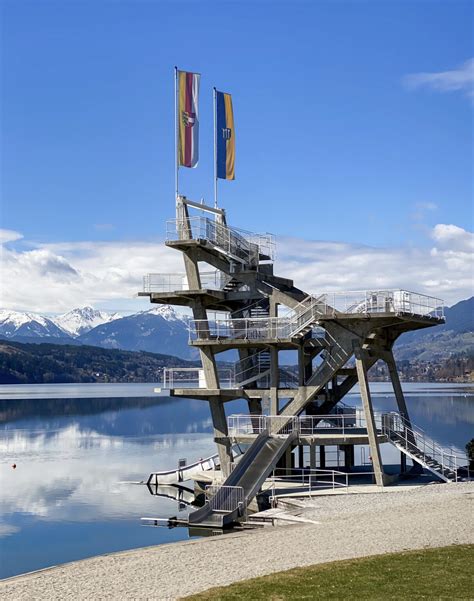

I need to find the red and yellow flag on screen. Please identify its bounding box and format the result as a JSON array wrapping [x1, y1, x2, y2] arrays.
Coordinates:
[[178, 70, 200, 168]]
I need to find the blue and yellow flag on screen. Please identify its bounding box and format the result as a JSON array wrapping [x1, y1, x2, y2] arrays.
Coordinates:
[[216, 91, 235, 180]]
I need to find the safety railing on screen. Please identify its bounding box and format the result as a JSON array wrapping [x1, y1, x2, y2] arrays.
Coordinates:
[[166, 216, 275, 264], [189, 316, 292, 341], [381, 412, 464, 481], [234, 349, 271, 386], [286, 294, 327, 336], [267, 468, 377, 503], [227, 414, 267, 436], [266, 415, 300, 435], [143, 271, 232, 293], [320, 290, 444, 320], [227, 411, 377, 437], [189, 316, 326, 342], [164, 364, 299, 391], [188, 289, 443, 343], [205, 484, 246, 517], [162, 367, 234, 389]]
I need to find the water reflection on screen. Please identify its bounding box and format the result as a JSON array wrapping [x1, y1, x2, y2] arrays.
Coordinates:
[[0, 383, 472, 579]]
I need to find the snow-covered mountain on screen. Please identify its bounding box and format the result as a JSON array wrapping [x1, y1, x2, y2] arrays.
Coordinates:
[[79, 305, 195, 359], [0, 305, 194, 358], [141, 305, 190, 322], [54, 306, 121, 337], [0, 310, 70, 339]]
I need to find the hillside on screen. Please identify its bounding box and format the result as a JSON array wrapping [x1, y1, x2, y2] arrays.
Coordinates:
[[0, 296, 472, 367], [0, 341, 195, 384], [394, 297, 474, 360]]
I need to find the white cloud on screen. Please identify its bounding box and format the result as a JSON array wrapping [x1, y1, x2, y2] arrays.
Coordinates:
[[431, 223, 474, 251], [0, 229, 23, 244], [276, 224, 474, 305], [0, 225, 472, 313], [0, 236, 183, 312], [0, 426, 215, 523], [404, 58, 474, 101]]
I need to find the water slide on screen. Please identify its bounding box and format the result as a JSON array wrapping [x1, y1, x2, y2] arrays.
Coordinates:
[[188, 432, 297, 528], [147, 444, 244, 486]]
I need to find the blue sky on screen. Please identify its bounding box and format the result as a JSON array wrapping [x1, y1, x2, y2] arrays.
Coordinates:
[[1, 0, 473, 313]]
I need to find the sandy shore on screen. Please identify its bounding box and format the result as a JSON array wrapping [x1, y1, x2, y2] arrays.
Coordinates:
[[1, 481, 473, 600]]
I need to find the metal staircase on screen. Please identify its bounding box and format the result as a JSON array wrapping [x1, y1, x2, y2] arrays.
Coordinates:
[[382, 413, 463, 482], [223, 277, 240, 292], [234, 349, 271, 387], [288, 294, 327, 339]]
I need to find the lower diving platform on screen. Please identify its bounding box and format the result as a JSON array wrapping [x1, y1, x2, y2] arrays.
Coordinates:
[[145, 410, 468, 530]]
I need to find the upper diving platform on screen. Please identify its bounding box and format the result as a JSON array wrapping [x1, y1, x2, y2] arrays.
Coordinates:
[[165, 216, 275, 266]]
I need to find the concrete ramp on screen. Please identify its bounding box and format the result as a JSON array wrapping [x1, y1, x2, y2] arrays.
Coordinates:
[[188, 432, 297, 528]]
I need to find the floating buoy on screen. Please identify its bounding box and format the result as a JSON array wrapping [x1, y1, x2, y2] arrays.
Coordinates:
[[12, 464, 16, 469]]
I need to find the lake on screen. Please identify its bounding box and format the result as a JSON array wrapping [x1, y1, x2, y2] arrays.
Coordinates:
[[0, 382, 472, 579]]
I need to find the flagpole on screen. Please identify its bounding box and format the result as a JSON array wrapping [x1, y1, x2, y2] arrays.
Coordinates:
[[174, 66, 179, 204], [213, 87, 218, 209]]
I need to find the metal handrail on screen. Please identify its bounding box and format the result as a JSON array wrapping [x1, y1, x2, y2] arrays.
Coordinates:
[[163, 367, 234, 389], [205, 484, 246, 518], [166, 216, 275, 264], [234, 349, 271, 386], [143, 271, 232, 293], [320, 290, 444, 319], [188, 289, 444, 343], [227, 411, 371, 437], [268, 467, 378, 503], [381, 412, 465, 481], [189, 316, 325, 342]]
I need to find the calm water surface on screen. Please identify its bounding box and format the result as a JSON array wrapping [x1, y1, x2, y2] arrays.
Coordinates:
[[0, 382, 472, 579]]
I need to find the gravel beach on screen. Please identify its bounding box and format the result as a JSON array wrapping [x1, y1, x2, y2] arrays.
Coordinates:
[[1, 481, 473, 600]]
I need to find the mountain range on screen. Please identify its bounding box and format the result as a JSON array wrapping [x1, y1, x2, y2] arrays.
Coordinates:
[[0, 297, 472, 363], [0, 305, 196, 360]]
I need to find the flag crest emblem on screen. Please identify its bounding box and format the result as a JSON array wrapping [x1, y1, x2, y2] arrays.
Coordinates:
[[178, 71, 200, 168], [216, 91, 235, 180]]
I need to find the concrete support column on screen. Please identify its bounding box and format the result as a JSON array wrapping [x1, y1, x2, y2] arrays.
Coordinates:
[[310, 443, 316, 470], [383, 351, 413, 428], [382, 349, 422, 474], [298, 445, 304, 469], [344, 445, 355, 468], [191, 301, 219, 390], [285, 445, 293, 475], [199, 346, 219, 389], [209, 398, 233, 478], [401, 451, 407, 473], [355, 347, 385, 486], [247, 397, 262, 415], [319, 445, 326, 469], [247, 397, 263, 434], [183, 255, 201, 289]]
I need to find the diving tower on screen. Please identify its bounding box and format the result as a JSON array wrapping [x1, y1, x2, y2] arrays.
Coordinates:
[[140, 195, 464, 528]]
